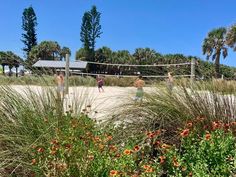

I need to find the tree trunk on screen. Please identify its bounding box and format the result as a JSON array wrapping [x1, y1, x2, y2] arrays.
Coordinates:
[[215, 51, 221, 78], [2, 65, 5, 75], [9, 67, 12, 77], [16, 67, 18, 77]]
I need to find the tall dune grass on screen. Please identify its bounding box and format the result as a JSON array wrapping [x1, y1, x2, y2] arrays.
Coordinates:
[[0, 85, 93, 176], [105, 80, 236, 145]]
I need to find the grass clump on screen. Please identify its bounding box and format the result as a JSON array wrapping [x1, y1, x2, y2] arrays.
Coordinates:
[[0, 79, 236, 176]]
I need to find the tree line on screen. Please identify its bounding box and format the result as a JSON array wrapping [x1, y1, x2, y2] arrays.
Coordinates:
[[76, 47, 236, 79], [0, 5, 235, 79]]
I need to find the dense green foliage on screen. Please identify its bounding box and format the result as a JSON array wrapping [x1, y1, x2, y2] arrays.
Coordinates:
[[77, 46, 236, 79], [27, 41, 71, 66], [22, 6, 38, 56]]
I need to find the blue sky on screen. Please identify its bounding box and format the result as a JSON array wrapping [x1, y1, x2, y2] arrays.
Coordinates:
[[0, 0, 236, 66]]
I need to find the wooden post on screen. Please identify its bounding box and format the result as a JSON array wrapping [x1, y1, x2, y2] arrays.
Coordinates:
[[221, 74, 224, 80], [65, 54, 69, 94], [191, 58, 195, 83]]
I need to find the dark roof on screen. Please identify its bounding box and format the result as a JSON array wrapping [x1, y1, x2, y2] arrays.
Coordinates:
[[33, 60, 87, 69]]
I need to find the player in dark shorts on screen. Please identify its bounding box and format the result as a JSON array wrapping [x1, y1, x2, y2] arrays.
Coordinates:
[[97, 76, 104, 92]]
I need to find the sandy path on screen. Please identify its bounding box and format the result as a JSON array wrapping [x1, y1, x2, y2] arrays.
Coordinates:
[[9, 85, 154, 120]]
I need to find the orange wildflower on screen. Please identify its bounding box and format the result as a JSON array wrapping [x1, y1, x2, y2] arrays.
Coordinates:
[[224, 123, 230, 130], [186, 122, 193, 128], [155, 129, 161, 136], [99, 144, 105, 150], [50, 139, 59, 145], [109, 145, 117, 152], [133, 145, 140, 152], [153, 140, 161, 147], [31, 159, 36, 165], [37, 147, 44, 153], [173, 157, 180, 167], [50, 150, 57, 155], [205, 133, 211, 140], [146, 131, 155, 138], [56, 163, 68, 171], [196, 116, 204, 122], [123, 149, 132, 155], [65, 144, 72, 150], [131, 174, 139, 177], [159, 156, 166, 164], [114, 153, 121, 158], [180, 129, 190, 138], [87, 155, 94, 161], [94, 136, 101, 142], [107, 135, 113, 141], [161, 143, 171, 149], [110, 170, 118, 176], [51, 145, 59, 151], [231, 121, 236, 126], [143, 165, 151, 169], [143, 165, 154, 172], [145, 167, 154, 173], [212, 121, 221, 130], [203, 125, 209, 130]]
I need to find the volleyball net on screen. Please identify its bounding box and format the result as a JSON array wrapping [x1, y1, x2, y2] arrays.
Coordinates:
[[71, 59, 196, 79]]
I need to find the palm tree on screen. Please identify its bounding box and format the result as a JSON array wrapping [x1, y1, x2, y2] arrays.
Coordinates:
[[202, 27, 228, 78], [28, 41, 62, 63], [60, 47, 71, 61], [226, 24, 236, 51], [0, 51, 22, 76], [5, 51, 22, 77], [133, 48, 156, 64], [0, 51, 7, 75], [76, 48, 87, 61]]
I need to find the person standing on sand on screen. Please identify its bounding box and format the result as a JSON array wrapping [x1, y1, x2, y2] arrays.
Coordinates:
[[134, 75, 145, 101], [167, 72, 174, 92], [97, 75, 104, 92], [56, 72, 65, 98]]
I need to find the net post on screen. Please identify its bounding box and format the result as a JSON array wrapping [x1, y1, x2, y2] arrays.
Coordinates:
[[65, 54, 69, 94], [191, 58, 195, 83]]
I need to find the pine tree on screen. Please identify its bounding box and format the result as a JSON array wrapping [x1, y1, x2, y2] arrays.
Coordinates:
[[80, 11, 92, 60], [22, 6, 38, 57], [80, 5, 102, 61], [90, 6, 102, 55]]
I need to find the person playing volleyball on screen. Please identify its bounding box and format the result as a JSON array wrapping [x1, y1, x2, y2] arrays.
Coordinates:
[[97, 75, 104, 92], [167, 72, 174, 92], [134, 75, 145, 101]]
